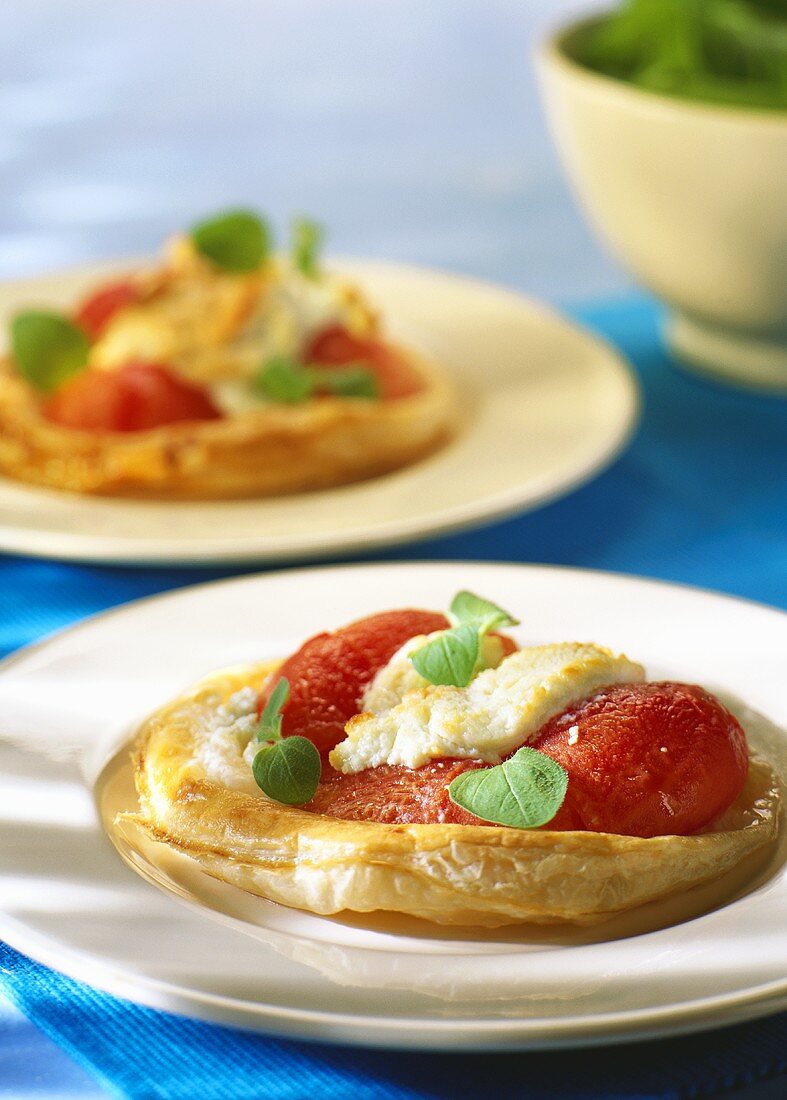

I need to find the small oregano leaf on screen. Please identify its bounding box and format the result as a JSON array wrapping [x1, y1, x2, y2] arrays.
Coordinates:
[[11, 311, 90, 393], [191, 208, 270, 273], [313, 366, 379, 399], [252, 736, 321, 805], [255, 677, 290, 743], [254, 357, 314, 404], [254, 357, 380, 404], [448, 746, 568, 829], [291, 216, 324, 278], [409, 590, 519, 687], [409, 622, 480, 688], [449, 590, 519, 633]]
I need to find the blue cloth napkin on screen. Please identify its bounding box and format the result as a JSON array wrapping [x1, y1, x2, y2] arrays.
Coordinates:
[[1, 940, 786, 1100], [1, 295, 785, 1099]]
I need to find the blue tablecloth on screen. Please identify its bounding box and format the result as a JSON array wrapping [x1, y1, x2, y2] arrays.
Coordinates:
[[1, 295, 786, 1099]]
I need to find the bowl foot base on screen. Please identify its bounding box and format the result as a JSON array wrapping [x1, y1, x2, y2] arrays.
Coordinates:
[[666, 313, 787, 394]]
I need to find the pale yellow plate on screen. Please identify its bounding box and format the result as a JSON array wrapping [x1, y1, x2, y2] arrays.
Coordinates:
[[0, 260, 637, 564]]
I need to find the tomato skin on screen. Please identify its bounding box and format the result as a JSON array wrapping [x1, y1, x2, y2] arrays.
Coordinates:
[[306, 326, 373, 369], [532, 681, 748, 837], [44, 361, 221, 432], [260, 609, 450, 755], [308, 758, 485, 824], [306, 681, 749, 837], [74, 280, 139, 340], [306, 325, 423, 399]]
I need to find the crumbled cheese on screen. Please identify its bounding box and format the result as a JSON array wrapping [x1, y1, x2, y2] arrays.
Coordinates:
[[362, 632, 509, 714], [275, 266, 350, 345], [193, 687, 260, 795], [329, 643, 645, 774], [228, 267, 350, 373], [210, 379, 264, 416], [567, 724, 580, 746], [660, 791, 680, 816]]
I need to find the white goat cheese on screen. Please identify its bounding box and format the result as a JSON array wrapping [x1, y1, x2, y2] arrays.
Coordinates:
[[329, 642, 644, 774], [362, 631, 509, 714], [193, 687, 260, 795]]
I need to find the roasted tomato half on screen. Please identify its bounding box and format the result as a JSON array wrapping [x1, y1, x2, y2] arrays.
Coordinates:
[[44, 361, 221, 432], [259, 609, 450, 755]]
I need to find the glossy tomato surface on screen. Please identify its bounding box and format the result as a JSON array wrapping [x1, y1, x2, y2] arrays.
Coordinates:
[[532, 681, 748, 837], [44, 361, 221, 432]]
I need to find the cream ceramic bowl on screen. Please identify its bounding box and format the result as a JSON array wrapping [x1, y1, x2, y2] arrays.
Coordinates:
[[537, 18, 787, 393]]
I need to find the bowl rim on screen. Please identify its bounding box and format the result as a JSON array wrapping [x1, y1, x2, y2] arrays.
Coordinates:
[[538, 11, 787, 130]]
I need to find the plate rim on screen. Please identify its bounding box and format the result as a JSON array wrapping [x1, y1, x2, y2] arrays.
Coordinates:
[[0, 560, 785, 1049], [1, 556, 785, 666], [0, 258, 640, 566], [2, 907, 787, 1052]]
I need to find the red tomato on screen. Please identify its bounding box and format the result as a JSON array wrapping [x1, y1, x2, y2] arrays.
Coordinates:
[[44, 361, 222, 432], [306, 326, 371, 367], [74, 280, 140, 340], [308, 758, 485, 824], [532, 681, 748, 837], [260, 609, 450, 755], [306, 681, 749, 837], [306, 325, 423, 399], [496, 634, 518, 658]]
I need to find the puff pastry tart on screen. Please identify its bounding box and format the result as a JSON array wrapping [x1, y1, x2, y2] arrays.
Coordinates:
[[0, 210, 456, 497], [125, 592, 780, 927]]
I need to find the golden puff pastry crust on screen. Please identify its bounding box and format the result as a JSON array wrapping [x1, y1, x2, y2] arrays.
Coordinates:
[[0, 345, 457, 499], [122, 664, 781, 927]]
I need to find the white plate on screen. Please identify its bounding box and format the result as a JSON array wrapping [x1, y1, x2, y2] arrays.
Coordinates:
[[0, 562, 785, 1050], [0, 261, 637, 565]]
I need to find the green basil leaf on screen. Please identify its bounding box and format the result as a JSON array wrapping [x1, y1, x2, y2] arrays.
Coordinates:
[[191, 209, 270, 273], [312, 365, 379, 399], [252, 735, 321, 805], [11, 311, 90, 393], [291, 216, 324, 278], [448, 746, 568, 829], [255, 677, 290, 743], [254, 357, 314, 404], [410, 590, 519, 687], [449, 590, 519, 633], [409, 623, 480, 688]]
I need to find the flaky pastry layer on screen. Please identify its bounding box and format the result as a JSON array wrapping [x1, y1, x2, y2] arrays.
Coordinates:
[[0, 345, 456, 499], [122, 664, 780, 927]]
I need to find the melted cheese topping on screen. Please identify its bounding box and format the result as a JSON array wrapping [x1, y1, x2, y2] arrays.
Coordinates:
[[329, 643, 645, 774], [88, 240, 376, 402]]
